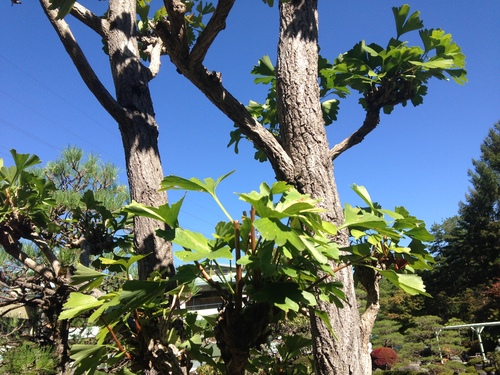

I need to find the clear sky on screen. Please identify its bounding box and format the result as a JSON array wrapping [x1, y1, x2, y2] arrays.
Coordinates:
[[1, 1, 499, 237]]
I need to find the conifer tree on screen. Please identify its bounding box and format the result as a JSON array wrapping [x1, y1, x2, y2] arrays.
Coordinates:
[[457, 122, 500, 286], [426, 122, 500, 320]]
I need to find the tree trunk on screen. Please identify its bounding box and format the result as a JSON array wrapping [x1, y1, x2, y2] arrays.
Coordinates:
[[106, 0, 173, 280], [47, 284, 72, 374], [276, 1, 369, 373]]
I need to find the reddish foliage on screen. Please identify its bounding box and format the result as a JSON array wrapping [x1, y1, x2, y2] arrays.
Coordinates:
[[371, 347, 398, 370]]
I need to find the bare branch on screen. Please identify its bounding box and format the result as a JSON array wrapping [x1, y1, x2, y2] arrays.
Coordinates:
[[330, 75, 418, 161], [70, 2, 109, 37], [186, 67, 295, 182], [0, 232, 56, 281], [156, 23, 295, 182], [329, 109, 380, 161], [39, 0, 125, 123], [145, 38, 163, 79], [27, 230, 62, 277], [189, 0, 235, 67]]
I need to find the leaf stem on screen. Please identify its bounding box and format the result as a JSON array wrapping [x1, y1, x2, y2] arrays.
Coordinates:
[[212, 194, 233, 222], [100, 316, 133, 361], [234, 220, 243, 312]]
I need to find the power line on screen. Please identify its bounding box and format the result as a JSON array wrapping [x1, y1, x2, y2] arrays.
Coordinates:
[[0, 53, 115, 136], [0, 117, 62, 152], [0, 90, 121, 165]]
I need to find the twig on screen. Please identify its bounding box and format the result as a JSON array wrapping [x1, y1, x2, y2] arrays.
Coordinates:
[[194, 261, 229, 304], [100, 316, 133, 361], [306, 255, 372, 292], [233, 220, 243, 312], [250, 207, 256, 254]]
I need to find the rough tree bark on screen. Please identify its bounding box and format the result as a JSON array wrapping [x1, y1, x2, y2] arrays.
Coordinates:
[[40, 0, 173, 280], [106, 0, 173, 280], [34, 0, 390, 373], [276, 1, 369, 374], [152, 1, 384, 373]]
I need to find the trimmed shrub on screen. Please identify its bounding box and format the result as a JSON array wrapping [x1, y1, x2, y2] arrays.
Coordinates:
[[371, 347, 398, 370]]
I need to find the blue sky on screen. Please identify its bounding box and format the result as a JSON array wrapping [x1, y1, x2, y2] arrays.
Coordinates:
[[1, 1, 499, 237]]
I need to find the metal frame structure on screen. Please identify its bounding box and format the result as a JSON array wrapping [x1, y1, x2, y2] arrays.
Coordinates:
[[435, 321, 500, 362]]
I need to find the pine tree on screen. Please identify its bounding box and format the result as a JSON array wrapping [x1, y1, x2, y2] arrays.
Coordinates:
[[425, 122, 500, 320], [457, 122, 500, 287]]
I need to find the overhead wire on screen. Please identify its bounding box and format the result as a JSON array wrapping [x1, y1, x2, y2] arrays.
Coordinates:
[[0, 54, 222, 232], [0, 53, 115, 136], [0, 116, 62, 153], [0, 90, 121, 165]]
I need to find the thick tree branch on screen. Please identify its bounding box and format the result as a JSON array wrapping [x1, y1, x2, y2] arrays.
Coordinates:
[[189, 0, 235, 67], [357, 265, 383, 353], [330, 109, 380, 161], [147, 39, 163, 79], [156, 28, 295, 182], [0, 231, 56, 281], [163, 0, 190, 63], [27, 231, 62, 277], [39, 0, 125, 124], [184, 66, 295, 182], [330, 78, 418, 161], [70, 2, 108, 37], [138, 35, 165, 79]]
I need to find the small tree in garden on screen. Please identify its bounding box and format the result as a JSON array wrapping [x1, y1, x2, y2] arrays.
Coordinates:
[[0, 150, 131, 372], [371, 346, 398, 370], [60, 172, 434, 374]]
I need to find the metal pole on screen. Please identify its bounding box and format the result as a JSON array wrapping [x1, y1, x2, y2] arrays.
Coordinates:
[[472, 326, 487, 362]]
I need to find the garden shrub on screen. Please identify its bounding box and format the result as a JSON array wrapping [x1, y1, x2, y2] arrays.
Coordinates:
[[0, 341, 56, 375], [371, 347, 398, 370]]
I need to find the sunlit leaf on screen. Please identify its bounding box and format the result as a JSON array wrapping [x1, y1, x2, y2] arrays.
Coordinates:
[[59, 293, 104, 320], [392, 4, 424, 39], [379, 269, 430, 296], [123, 197, 183, 227]]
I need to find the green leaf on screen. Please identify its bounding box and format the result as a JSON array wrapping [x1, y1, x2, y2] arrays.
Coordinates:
[[173, 228, 212, 253], [153, 6, 167, 22], [351, 184, 375, 210], [123, 197, 183, 227], [70, 344, 110, 375], [252, 282, 315, 313], [275, 188, 322, 215], [405, 226, 434, 242], [301, 236, 328, 264], [176, 246, 233, 262], [313, 309, 336, 338], [173, 228, 233, 262], [254, 217, 304, 249], [160, 173, 234, 220], [98, 254, 148, 273], [59, 293, 104, 320], [281, 335, 312, 360], [251, 55, 276, 79], [392, 4, 424, 39], [410, 59, 454, 69], [11, 149, 41, 171], [341, 204, 386, 230], [160, 172, 234, 196], [104, 280, 168, 322], [379, 269, 430, 296], [70, 263, 106, 290]]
